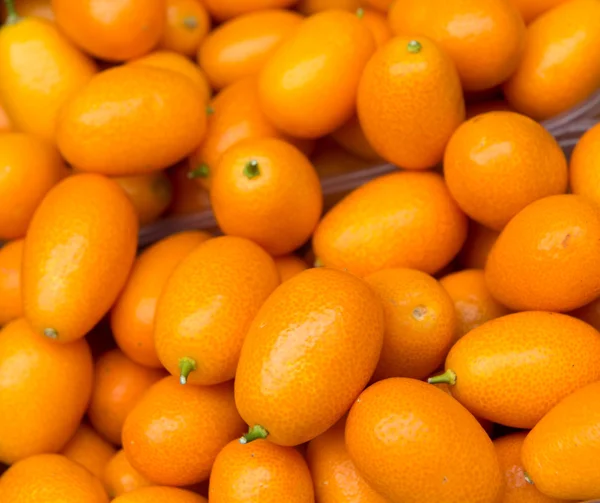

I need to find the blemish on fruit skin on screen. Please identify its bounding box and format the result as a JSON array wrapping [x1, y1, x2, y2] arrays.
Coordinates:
[[413, 305, 428, 320]]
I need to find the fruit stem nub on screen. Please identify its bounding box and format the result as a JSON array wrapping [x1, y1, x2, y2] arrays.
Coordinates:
[[206, 105, 215, 115], [243, 160, 260, 179], [428, 369, 457, 386], [183, 16, 198, 30], [179, 357, 197, 385], [240, 425, 269, 444], [4, 0, 20, 25], [356, 7, 365, 18], [188, 164, 209, 179], [523, 472, 534, 485], [44, 328, 58, 340], [407, 40, 422, 53]]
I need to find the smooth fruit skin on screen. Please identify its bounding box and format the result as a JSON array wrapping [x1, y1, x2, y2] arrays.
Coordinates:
[[211, 138, 323, 256], [522, 381, 600, 501], [88, 349, 166, 445], [199, 9, 303, 91], [274, 255, 308, 282], [365, 268, 456, 380], [23, 174, 138, 343], [0, 319, 93, 464], [570, 122, 600, 206], [389, 0, 525, 91], [52, 0, 165, 61], [103, 450, 153, 499], [56, 65, 206, 176], [258, 10, 375, 139], [360, 8, 392, 47], [209, 439, 314, 502], [129, 50, 212, 105], [458, 222, 499, 270], [112, 487, 207, 503], [159, 0, 211, 57], [0, 134, 68, 240], [57, 66, 206, 175], [493, 432, 567, 503], [203, 0, 297, 21], [111, 231, 210, 368], [346, 378, 503, 503], [0, 17, 96, 142], [444, 111, 568, 231], [439, 269, 510, 342], [155, 236, 279, 385], [114, 172, 173, 226], [485, 194, 600, 312], [306, 420, 389, 503], [60, 423, 117, 479], [510, 0, 571, 23], [313, 172, 468, 277], [122, 376, 245, 486], [442, 311, 600, 429], [0, 239, 24, 325], [0, 454, 108, 503], [504, 0, 600, 120], [358, 36, 464, 170], [235, 267, 385, 446]]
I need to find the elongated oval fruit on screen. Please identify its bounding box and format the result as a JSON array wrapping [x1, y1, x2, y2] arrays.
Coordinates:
[[429, 311, 600, 428], [522, 380, 600, 501], [346, 378, 503, 503], [23, 174, 138, 343], [56, 65, 207, 175], [154, 236, 280, 385], [258, 9, 375, 138], [235, 267, 384, 446]]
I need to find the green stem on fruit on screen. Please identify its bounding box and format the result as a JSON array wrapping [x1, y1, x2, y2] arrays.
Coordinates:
[[179, 357, 197, 385], [314, 257, 324, 268], [243, 160, 260, 179], [4, 0, 20, 25], [356, 7, 365, 18], [183, 16, 198, 30], [523, 472, 534, 485], [428, 369, 457, 386], [407, 40, 422, 54], [188, 164, 209, 179], [206, 105, 215, 115], [240, 425, 269, 444], [44, 328, 58, 340]]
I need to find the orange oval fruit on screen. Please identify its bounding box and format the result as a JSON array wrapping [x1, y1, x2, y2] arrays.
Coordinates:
[[52, 0, 165, 61], [235, 267, 384, 446], [494, 431, 567, 503], [510, 0, 571, 23], [522, 380, 600, 501], [504, 0, 600, 120], [122, 376, 245, 486], [439, 269, 510, 341], [166, 162, 212, 216], [0, 12, 96, 141], [129, 50, 212, 104], [346, 378, 503, 503], [570, 121, 600, 206], [0, 133, 67, 240], [365, 268, 456, 380], [313, 171, 468, 277], [159, 0, 211, 57], [211, 138, 322, 256], [0, 319, 93, 464], [258, 10, 375, 138], [444, 112, 568, 230], [88, 349, 166, 445], [433, 311, 600, 428], [306, 420, 388, 503], [389, 0, 525, 91], [0, 454, 108, 503], [111, 230, 210, 368], [155, 236, 279, 385], [458, 221, 500, 269], [60, 423, 117, 479], [57, 66, 206, 175], [0, 239, 24, 326], [203, 0, 297, 21], [199, 9, 303, 91], [297, 0, 361, 13], [23, 174, 138, 343], [360, 8, 392, 47], [274, 255, 309, 283], [112, 487, 207, 503], [114, 172, 173, 226], [103, 450, 153, 499], [485, 194, 600, 312], [358, 36, 464, 169], [209, 439, 314, 502]]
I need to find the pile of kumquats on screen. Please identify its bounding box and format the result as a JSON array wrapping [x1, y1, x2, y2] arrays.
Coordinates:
[[2, 0, 600, 501]]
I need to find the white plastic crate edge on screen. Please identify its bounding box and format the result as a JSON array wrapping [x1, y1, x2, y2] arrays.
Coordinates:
[[139, 91, 600, 247]]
